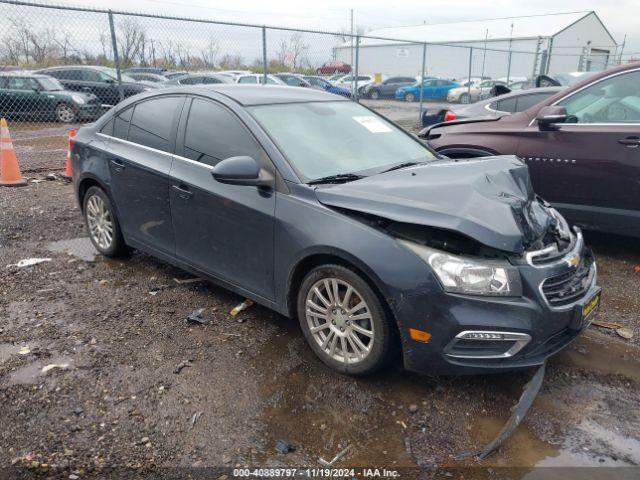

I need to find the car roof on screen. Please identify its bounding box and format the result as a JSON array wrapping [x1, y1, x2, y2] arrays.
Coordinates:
[[0, 71, 53, 79], [201, 84, 343, 105]]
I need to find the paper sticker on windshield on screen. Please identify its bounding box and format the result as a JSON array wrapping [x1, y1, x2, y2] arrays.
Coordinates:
[[352, 116, 392, 133]]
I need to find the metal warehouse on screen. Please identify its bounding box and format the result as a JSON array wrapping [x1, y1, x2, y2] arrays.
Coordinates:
[[334, 11, 618, 80]]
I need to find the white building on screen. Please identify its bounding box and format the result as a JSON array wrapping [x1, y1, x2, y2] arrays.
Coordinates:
[[334, 12, 618, 80]]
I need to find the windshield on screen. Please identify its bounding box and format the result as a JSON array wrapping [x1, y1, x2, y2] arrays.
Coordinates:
[[250, 101, 435, 182], [38, 77, 64, 91]]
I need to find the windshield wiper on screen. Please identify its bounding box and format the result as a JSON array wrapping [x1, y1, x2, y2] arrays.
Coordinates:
[[307, 173, 364, 185], [379, 161, 425, 174]]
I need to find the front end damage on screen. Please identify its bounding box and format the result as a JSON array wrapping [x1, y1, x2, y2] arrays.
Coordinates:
[[313, 156, 601, 374]]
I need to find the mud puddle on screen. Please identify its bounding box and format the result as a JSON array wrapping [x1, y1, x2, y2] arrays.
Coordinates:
[[48, 237, 97, 262], [8, 354, 73, 386], [553, 330, 640, 382]]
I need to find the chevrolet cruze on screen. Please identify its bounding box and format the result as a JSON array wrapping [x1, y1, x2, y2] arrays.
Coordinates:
[[71, 85, 601, 375]]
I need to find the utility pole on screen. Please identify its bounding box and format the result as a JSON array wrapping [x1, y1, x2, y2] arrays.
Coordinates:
[[506, 22, 513, 83], [619, 34, 627, 64], [480, 28, 488, 80], [350, 9, 354, 97]]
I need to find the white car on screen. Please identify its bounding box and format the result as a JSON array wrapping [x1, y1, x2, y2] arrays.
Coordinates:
[[447, 79, 509, 104], [334, 74, 376, 94], [235, 74, 285, 85]]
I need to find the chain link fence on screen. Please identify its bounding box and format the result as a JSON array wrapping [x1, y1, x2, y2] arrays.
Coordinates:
[[0, 0, 626, 176]]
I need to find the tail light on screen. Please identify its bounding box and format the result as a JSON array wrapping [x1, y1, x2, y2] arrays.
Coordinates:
[[444, 111, 457, 122]]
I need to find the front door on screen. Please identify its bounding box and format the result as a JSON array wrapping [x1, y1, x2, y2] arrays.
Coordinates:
[[170, 97, 275, 300], [105, 95, 185, 255], [517, 68, 640, 232]]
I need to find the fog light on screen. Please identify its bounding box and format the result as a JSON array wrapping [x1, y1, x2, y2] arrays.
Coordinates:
[[445, 330, 531, 359]]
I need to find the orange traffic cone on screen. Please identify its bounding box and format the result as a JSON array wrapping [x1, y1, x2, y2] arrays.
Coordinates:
[[0, 118, 27, 187], [63, 129, 76, 179]]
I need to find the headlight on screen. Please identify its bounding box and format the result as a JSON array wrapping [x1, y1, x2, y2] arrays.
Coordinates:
[[399, 240, 522, 296], [71, 95, 85, 105]]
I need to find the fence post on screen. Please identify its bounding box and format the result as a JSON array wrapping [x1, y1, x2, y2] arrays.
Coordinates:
[[418, 43, 426, 123], [107, 10, 124, 102], [467, 47, 473, 101], [354, 35, 360, 102], [506, 51, 512, 83], [262, 26, 267, 85]]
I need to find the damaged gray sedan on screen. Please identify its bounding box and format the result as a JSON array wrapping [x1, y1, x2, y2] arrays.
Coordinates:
[[71, 85, 601, 375]]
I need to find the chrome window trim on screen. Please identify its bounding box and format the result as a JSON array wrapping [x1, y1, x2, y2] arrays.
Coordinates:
[[96, 132, 214, 171], [528, 67, 640, 127], [444, 330, 532, 359]]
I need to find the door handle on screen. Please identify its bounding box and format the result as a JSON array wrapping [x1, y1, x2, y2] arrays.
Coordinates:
[[172, 184, 193, 199], [618, 137, 640, 148], [110, 159, 125, 171]]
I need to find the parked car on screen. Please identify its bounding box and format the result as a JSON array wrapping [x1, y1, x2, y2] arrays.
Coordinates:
[[421, 87, 562, 127], [327, 73, 348, 84], [167, 73, 232, 86], [36, 66, 156, 108], [424, 63, 640, 238], [0, 72, 102, 122], [126, 72, 169, 84], [361, 76, 418, 99], [164, 71, 189, 80], [535, 71, 599, 88], [216, 70, 252, 79], [235, 74, 285, 85], [125, 67, 167, 75], [395, 79, 459, 102], [71, 85, 600, 376], [334, 74, 375, 93], [317, 61, 351, 75], [302, 75, 351, 97], [447, 79, 509, 104], [273, 73, 312, 88]]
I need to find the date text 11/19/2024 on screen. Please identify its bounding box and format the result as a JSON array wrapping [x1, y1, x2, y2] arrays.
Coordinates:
[[232, 468, 400, 478]]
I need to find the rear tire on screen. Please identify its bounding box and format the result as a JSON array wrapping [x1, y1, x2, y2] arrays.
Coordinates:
[[369, 89, 380, 99], [405, 93, 416, 102], [83, 186, 128, 257], [297, 264, 393, 375], [459, 93, 470, 104]]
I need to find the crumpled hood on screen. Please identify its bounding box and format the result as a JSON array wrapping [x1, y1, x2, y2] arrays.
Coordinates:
[[314, 156, 555, 253]]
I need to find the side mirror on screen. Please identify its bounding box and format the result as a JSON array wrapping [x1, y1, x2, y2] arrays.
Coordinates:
[[211, 156, 273, 187], [536, 105, 567, 131]]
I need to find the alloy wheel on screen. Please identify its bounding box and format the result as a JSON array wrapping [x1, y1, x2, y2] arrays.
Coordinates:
[[86, 194, 114, 250], [305, 278, 374, 365], [405, 93, 415, 102], [56, 104, 76, 123]]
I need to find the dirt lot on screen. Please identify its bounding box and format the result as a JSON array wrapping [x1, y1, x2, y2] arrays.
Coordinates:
[[1, 113, 640, 478]]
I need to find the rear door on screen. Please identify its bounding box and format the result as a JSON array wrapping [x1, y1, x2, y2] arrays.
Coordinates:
[[170, 97, 275, 299], [517, 69, 640, 228], [102, 95, 185, 255]]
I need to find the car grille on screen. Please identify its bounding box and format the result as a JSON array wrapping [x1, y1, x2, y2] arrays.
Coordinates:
[[541, 252, 595, 307]]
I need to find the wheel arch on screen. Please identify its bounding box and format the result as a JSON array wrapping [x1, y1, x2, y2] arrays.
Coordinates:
[[77, 174, 112, 213]]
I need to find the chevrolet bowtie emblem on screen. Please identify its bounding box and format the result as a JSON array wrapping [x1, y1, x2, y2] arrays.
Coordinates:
[[567, 254, 581, 268]]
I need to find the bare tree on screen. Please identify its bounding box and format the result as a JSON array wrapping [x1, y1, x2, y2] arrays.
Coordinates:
[[275, 32, 310, 71], [200, 37, 219, 69], [116, 19, 146, 67]]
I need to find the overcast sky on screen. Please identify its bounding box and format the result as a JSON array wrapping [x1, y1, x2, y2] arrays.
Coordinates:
[[58, 0, 639, 55]]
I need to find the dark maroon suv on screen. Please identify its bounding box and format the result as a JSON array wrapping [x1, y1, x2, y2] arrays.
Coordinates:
[[424, 63, 640, 238]]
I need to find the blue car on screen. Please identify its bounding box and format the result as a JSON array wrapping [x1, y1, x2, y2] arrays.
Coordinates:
[[395, 79, 460, 102], [303, 75, 351, 98]]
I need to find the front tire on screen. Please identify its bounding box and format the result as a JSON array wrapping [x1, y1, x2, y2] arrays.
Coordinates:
[[405, 92, 416, 102], [369, 89, 380, 99], [56, 103, 77, 123], [83, 186, 128, 257], [297, 264, 393, 375], [459, 93, 470, 104]]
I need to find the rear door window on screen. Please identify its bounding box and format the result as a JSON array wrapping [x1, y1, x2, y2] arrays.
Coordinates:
[[515, 93, 551, 111], [113, 106, 133, 140], [495, 97, 518, 113], [182, 98, 263, 167], [127, 96, 183, 152], [238, 76, 257, 84]]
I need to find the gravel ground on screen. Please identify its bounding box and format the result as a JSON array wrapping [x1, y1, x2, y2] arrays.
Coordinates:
[[1, 113, 639, 478]]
